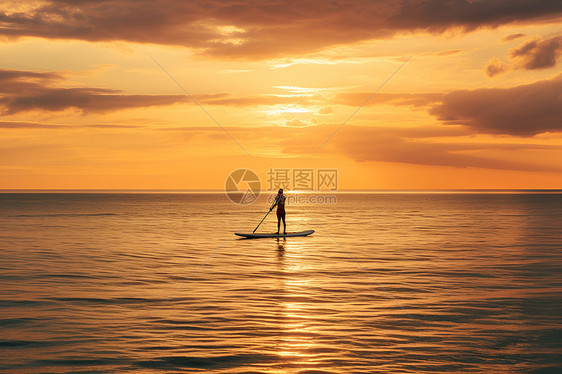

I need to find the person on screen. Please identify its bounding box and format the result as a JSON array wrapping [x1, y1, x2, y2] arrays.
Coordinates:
[[271, 188, 286, 234]]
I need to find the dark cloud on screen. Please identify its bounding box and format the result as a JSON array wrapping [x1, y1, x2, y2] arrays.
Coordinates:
[[1, 0, 561, 58], [0, 69, 61, 94], [485, 57, 510, 77], [0, 68, 315, 114], [0, 68, 188, 114], [1, 88, 188, 114], [0, 69, 60, 82], [486, 34, 562, 76], [0, 121, 62, 129], [317, 76, 562, 137], [430, 74, 562, 135], [501, 33, 526, 42], [509, 35, 562, 69], [0, 121, 142, 129]]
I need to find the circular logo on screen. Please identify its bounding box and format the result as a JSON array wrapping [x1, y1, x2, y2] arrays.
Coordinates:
[[225, 168, 261, 204]]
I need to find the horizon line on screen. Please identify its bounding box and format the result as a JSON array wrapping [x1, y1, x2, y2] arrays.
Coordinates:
[[1, 188, 561, 194]]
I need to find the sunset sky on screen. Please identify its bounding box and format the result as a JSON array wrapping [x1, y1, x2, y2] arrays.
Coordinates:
[[1, 0, 561, 189]]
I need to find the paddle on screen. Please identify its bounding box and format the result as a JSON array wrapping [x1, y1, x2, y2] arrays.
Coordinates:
[[253, 199, 277, 233]]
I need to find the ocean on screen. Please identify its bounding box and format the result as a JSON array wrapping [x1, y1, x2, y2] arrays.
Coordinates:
[[1, 192, 561, 373]]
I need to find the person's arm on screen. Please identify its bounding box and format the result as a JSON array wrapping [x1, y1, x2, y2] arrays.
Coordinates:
[[270, 195, 279, 210]]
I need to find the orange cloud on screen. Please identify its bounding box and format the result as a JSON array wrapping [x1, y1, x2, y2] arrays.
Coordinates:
[[334, 92, 443, 108], [158, 123, 560, 172], [485, 57, 510, 77], [264, 124, 561, 171], [331, 125, 561, 172]]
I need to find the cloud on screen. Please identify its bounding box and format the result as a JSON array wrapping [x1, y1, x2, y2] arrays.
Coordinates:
[[333, 126, 561, 172], [501, 33, 526, 42], [201, 94, 315, 107], [0, 69, 61, 94], [271, 123, 561, 171], [334, 92, 443, 108], [284, 118, 315, 128], [430, 74, 562, 135], [148, 122, 562, 172], [290, 75, 562, 138], [485, 34, 562, 76], [0, 121, 142, 129], [421, 49, 463, 56], [0, 69, 59, 82], [0, 68, 188, 114], [0, 68, 318, 114], [509, 35, 562, 69], [0, 89, 188, 114], [485, 57, 510, 77], [1, 0, 561, 59]]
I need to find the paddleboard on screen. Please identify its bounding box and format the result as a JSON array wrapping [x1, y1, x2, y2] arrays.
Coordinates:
[[235, 230, 314, 239]]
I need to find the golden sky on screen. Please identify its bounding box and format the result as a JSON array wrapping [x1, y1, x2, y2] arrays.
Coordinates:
[[1, 0, 561, 189]]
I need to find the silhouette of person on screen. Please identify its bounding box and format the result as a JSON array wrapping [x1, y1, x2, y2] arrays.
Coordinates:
[[272, 188, 286, 234]]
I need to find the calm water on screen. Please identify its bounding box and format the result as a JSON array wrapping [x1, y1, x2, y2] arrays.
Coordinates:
[[1, 192, 561, 373]]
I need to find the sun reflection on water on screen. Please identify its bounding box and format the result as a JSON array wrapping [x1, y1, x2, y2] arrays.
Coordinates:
[[273, 237, 323, 368]]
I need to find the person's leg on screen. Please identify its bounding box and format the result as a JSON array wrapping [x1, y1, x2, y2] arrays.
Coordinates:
[[277, 215, 280, 234], [282, 214, 286, 234]]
